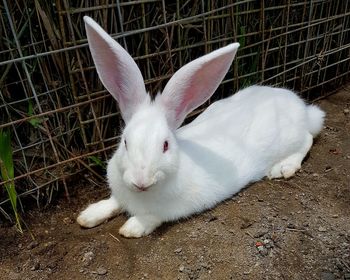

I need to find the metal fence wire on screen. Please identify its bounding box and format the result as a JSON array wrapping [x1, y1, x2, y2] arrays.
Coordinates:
[[0, 0, 349, 211]]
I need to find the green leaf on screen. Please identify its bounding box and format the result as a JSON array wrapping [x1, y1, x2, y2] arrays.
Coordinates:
[[239, 26, 246, 48], [0, 130, 22, 233], [29, 118, 43, 128], [88, 156, 106, 169], [28, 101, 44, 128]]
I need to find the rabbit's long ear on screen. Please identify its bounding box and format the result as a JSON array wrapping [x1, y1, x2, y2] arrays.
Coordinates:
[[157, 43, 239, 129], [84, 16, 148, 122]]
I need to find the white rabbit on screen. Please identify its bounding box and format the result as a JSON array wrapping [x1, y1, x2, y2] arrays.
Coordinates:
[[77, 16, 325, 238]]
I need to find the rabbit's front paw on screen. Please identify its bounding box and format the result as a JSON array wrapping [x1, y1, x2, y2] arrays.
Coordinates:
[[119, 216, 161, 238], [77, 197, 120, 228]]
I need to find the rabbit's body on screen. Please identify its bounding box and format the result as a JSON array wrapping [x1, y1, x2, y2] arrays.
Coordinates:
[[107, 85, 322, 224], [77, 17, 325, 237]]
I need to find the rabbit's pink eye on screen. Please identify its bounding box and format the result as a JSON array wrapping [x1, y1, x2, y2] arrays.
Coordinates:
[[163, 140, 169, 153], [124, 139, 127, 150]]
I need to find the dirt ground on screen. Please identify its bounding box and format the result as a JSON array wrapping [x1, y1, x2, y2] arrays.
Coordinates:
[[0, 87, 349, 280]]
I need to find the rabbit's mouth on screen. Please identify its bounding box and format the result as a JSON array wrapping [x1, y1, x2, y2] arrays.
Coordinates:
[[132, 182, 155, 192], [134, 185, 148, 192]]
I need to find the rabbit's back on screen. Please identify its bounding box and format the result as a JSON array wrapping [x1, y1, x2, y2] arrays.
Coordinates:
[[177, 86, 311, 181]]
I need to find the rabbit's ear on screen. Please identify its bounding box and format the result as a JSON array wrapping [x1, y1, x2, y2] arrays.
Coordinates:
[[84, 16, 148, 122], [158, 43, 239, 129]]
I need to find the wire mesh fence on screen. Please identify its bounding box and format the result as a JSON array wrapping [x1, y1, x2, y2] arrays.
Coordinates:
[[0, 0, 349, 215]]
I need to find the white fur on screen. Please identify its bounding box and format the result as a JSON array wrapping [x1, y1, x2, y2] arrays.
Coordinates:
[[77, 196, 121, 228], [306, 105, 326, 137], [77, 17, 325, 237]]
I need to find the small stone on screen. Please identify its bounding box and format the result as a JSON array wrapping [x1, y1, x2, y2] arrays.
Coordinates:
[[257, 245, 268, 256], [82, 251, 95, 266], [287, 223, 296, 229], [325, 166, 332, 172], [318, 226, 327, 232], [320, 272, 335, 280], [258, 198, 264, 202], [97, 267, 107, 275], [63, 217, 74, 224], [331, 214, 339, 218], [174, 248, 182, 254], [344, 108, 349, 114], [27, 241, 39, 250], [206, 215, 218, 222], [179, 265, 185, 272], [30, 262, 40, 271]]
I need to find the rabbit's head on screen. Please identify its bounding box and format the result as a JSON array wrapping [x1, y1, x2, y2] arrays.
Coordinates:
[[84, 16, 239, 192], [119, 103, 179, 192]]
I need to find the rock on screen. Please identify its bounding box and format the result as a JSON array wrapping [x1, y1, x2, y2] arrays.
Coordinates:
[[97, 267, 108, 275], [30, 262, 40, 271], [320, 272, 335, 280], [344, 108, 349, 114], [82, 251, 95, 266], [263, 239, 274, 249], [257, 245, 268, 256], [205, 214, 218, 222], [179, 265, 185, 272], [253, 229, 268, 238], [318, 226, 327, 232], [63, 217, 74, 224], [174, 248, 182, 254]]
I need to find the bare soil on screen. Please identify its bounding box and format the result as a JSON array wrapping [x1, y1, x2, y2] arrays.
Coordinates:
[[0, 88, 349, 280]]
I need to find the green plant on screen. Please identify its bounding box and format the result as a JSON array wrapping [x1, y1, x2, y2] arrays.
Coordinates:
[[88, 156, 107, 170], [28, 100, 44, 128], [0, 130, 23, 233]]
